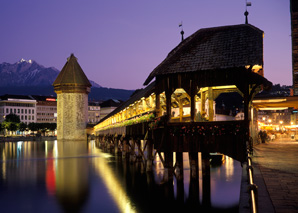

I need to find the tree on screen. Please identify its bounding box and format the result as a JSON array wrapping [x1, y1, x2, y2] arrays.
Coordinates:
[[48, 123, 57, 132], [1, 121, 10, 136], [19, 122, 28, 133], [0, 122, 3, 135], [8, 122, 18, 133], [28, 122, 38, 133], [38, 123, 47, 136], [5, 114, 21, 123]]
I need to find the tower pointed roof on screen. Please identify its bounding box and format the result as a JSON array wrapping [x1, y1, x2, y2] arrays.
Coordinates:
[[53, 54, 92, 87], [53, 54, 92, 94]]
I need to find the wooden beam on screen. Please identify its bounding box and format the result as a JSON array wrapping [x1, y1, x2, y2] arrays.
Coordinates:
[[208, 87, 214, 121], [156, 93, 161, 117]]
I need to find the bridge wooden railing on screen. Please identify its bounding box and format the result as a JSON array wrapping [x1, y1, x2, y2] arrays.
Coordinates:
[[96, 118, 248, 162], [152, 120, 248, 162]]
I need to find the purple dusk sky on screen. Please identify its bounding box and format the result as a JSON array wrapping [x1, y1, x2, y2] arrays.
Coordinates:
[[0, 0, 291, 90]]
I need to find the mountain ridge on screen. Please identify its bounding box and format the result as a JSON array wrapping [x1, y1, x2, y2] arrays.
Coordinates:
[[0, 59, 101, 87], [0, 59, 134, 101]]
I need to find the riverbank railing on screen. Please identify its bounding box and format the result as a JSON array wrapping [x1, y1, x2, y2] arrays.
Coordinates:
[[247, 140, 258, 213]]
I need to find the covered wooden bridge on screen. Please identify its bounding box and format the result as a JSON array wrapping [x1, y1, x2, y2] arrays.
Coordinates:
[[93, 24, 271, 181]]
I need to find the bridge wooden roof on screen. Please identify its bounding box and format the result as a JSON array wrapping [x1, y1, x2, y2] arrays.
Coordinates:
[[98, 81, 155, 124], [144, 24, 263, 85]]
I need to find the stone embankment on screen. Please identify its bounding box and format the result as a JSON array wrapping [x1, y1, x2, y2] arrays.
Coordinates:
[[0, 136, 57, 142]]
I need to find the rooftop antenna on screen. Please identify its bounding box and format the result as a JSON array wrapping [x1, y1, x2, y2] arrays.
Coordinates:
[[179, 21, 184, 42], [245, 0, 252, 24]]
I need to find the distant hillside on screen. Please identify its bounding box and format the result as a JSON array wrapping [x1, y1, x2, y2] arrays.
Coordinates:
[[0, 59, 135, 101], [0, 86, 134, 101]]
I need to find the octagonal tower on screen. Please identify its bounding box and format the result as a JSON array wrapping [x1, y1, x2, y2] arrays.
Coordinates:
[[53, 54, 92, 140]]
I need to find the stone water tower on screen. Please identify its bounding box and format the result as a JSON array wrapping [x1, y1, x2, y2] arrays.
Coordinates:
[[53, 54, 92, 140]]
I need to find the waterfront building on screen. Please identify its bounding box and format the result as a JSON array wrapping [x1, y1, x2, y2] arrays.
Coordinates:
[[0, 94, 36, 124], [32, 95, 57, 123], [291, 0, 298, 95], [53, 54, 91, 140], [88, 101, 101, 124], [99, 99, 122, 121]]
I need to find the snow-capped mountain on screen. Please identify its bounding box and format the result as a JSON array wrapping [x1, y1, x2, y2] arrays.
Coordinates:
[[0, 59, 101, 87]]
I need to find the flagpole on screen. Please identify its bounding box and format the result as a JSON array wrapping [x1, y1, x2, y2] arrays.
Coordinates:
[[244, 1, 252, 24], [179, 21, 184, 42]]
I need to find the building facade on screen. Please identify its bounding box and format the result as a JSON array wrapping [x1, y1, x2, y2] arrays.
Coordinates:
[[88, 101, 101, 124], [0, 95, 37, 124], [291, 0, 298, 95], [99, 99, 122, 121], [33, 95, 57, 123]]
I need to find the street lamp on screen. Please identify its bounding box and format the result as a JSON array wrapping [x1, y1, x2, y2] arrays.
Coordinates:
[[280, 120, 284, 132]]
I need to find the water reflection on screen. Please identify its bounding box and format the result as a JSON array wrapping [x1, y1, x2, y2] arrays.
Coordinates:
[[55, 140, 89, 213], [89, 141, 136, 213], [0, 140, 241, 212]]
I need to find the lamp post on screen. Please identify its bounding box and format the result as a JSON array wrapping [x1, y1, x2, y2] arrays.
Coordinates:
[[280, 120, 284, 133]]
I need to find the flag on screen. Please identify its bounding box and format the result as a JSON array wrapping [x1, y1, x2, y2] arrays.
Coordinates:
[[179, 22, 182, 27], [246, 2, 252, 6]]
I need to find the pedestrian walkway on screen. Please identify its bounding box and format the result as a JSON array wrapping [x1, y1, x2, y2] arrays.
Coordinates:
[[253, 138, 298, 213]]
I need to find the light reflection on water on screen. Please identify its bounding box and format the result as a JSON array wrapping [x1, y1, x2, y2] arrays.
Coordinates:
[[0, 140, 241, 213]]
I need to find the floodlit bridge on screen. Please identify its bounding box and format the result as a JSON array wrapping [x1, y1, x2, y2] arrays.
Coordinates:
[[93, 24, 271, 182]]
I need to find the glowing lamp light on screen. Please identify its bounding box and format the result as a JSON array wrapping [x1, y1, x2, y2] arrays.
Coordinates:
[[46, 98, 57, 102]]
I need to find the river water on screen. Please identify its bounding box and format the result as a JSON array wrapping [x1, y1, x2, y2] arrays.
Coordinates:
[[0, 140, 242, 213]]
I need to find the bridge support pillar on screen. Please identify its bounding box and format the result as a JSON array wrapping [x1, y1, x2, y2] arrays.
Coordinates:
[[202, 152, 211, 207], [164, 152, 173, 182], [130, 139, 136, 164], [189, 152, 198, 179], [175, 152, 184, 180], [114, 139, 119, 155], [122, 139, 129, 159], [146, 140, 153, 172], [136, 140, 143, 162], [188, 175, 200, 206], [177, 173, 185, 205]]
